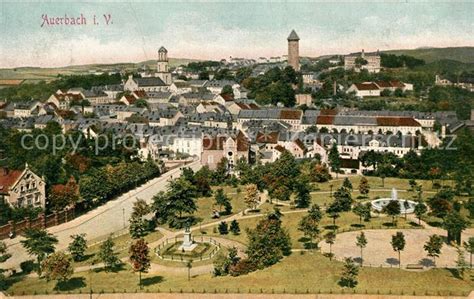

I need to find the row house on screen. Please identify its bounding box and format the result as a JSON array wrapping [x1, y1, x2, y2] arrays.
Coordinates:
[[315, 115, 422, 135]]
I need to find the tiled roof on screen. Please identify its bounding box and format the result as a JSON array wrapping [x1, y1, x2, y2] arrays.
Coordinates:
[[316, 115, 335, 125], [376, 117, 421, 127], [0, 169, 23, 193], [354, 83, 380, 91], [279, 109, 302, 120]]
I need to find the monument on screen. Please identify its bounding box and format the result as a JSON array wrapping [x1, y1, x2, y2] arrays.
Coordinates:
[[179, 226, 197, 251]]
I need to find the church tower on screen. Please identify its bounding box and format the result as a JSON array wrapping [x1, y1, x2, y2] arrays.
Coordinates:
[[287, 30, 300, 71], [157, 46, 172, 85]]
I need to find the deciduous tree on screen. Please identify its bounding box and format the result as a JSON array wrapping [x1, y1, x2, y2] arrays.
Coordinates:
[[129, 238, 150, 288], [391, 232, 405, 268]]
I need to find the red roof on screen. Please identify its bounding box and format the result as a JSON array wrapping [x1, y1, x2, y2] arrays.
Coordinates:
[[133, 90, 148, 99], [320, 109, 338, 116], [316, 115, 334, 125], [221, 94, 234, 102], [280, 110, 302, 120], [123, 95, 137, 105], [376, 117, 420, 127], [294, 139, 307, 152], [0, 169, 23, 193], [354, 83, 380, 91]]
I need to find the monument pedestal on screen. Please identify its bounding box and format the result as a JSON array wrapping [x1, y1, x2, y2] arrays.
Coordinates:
[[179, 229, 197, 251]]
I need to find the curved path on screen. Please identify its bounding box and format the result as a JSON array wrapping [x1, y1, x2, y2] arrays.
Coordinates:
[[2, 160, 201, 270]]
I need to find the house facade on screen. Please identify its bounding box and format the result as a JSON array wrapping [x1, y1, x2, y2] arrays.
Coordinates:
[[0, 164, 46, 209]]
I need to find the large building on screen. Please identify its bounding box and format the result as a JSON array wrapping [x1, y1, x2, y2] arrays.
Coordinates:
[[287, 30, 300, 71], [344, 49, 381, 73]]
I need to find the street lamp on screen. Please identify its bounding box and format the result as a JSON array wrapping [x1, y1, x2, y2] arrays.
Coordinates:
[[123, 208, 126, 229]]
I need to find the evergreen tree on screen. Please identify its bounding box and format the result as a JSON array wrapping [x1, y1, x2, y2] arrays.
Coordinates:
[[218, 221, 229, 235], [328, 143, 341, 178], [342, 177, 353, 190], [339, 258, 359, 288], [230, 220, 240, 235], [334, 187, 352, 212], [68, 234, 87, 262], [391, 232, 406, 268], [98, 236, 120, 271]]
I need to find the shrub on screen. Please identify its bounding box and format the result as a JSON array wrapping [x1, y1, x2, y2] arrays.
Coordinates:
[[229, 259, 256, 276]]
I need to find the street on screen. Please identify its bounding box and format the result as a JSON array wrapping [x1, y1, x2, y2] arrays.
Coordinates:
[[2, 160, 201, 270]]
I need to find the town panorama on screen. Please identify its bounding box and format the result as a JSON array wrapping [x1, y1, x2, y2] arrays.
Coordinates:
[[0, 2, 473, 298]]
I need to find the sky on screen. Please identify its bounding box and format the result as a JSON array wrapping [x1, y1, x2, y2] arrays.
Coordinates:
[[0, 1, 473, 68]]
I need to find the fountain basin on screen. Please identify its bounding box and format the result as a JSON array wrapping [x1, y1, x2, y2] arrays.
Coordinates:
[[371, 198, 417, 214]]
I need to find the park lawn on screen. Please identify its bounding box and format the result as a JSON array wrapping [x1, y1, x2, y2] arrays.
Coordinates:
[[73, 230, 163, 267], [201, 210, 417, 250], [179, 185, 247, 227], [315, 176, 442, 193], [151, 247, 228, 268], [6, 252, 473, 296]]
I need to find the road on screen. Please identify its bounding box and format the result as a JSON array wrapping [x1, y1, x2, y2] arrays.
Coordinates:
[[2, 160, 202, 270]]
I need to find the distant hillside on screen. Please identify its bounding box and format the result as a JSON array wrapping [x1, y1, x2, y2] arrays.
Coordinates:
[[0, 58, 199, 82], [415, 59, 474, 73], [383, 47, 474, 64]]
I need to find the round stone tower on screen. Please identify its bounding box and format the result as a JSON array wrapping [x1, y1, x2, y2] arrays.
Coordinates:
[[287, 30, 300, 71]]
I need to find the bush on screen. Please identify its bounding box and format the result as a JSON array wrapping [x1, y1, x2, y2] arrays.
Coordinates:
[[229, 259, 256, 276], [218, 221, 228, 235], [20, 260, 36, 274]]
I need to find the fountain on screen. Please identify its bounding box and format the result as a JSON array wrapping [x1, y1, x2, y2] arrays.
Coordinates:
[[371, 188, 416, 214]]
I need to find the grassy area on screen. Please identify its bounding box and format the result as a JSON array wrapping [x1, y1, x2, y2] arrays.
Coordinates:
[[314, 176, 441, 193], [73, 230, 163, 267], [201, 209, 417, 249], [6, 252, 472, 296]]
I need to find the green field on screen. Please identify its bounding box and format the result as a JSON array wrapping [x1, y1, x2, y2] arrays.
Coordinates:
[[5, 252, 472, 296]]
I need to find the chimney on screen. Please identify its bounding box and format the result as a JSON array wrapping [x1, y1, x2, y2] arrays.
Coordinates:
[[1, 167, 8, 176]]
